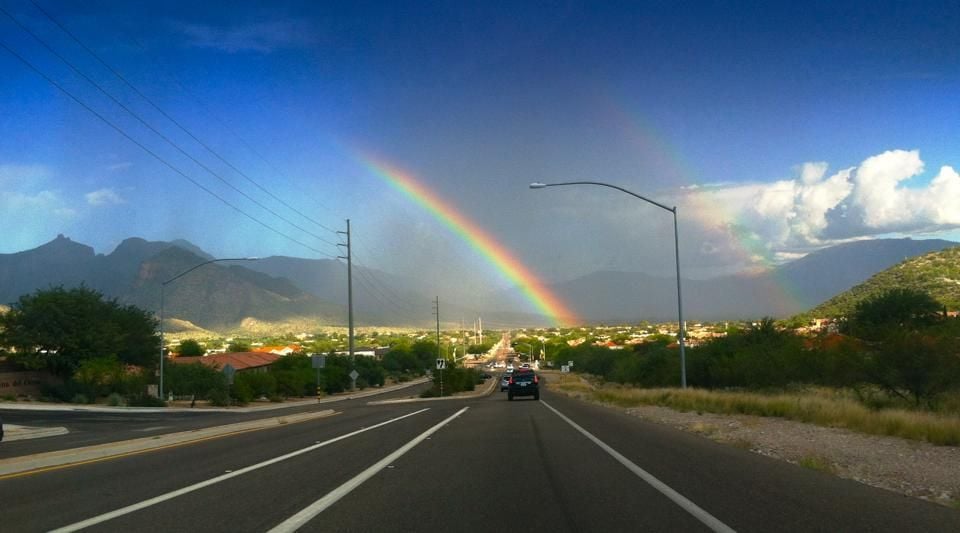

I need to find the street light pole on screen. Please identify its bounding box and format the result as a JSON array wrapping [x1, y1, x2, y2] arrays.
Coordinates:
[[159, 257, 258, 400], [530, 181, 688, 388]]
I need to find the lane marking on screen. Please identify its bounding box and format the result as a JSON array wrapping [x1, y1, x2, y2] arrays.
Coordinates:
[[0, 411, 338, 481], [541, 400, 736, 533], [268, 406, 470, 533], [49, 408, 431, 533]]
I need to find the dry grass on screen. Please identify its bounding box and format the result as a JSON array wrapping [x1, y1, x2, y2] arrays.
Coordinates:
[[551, 382, 960, 446], [798, 454, 835, 473]]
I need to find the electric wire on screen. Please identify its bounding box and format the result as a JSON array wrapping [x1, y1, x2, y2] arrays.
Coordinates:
[[27, 0, 342, 236], [0, 6, 340, 250], [0, 38, 337, 259]]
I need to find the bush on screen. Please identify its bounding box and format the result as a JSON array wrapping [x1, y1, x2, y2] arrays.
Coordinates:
[[236, 372, 276, 399], [128, 394, 166, 407], [107, 392, 125, 407], [70, 393, 90, 404]]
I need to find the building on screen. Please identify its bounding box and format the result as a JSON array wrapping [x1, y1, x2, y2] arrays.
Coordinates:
[[172, 352, 280, 374]]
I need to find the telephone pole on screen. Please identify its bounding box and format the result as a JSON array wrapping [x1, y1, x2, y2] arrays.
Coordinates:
[[338, 219, 354, 362], [432, 296, 441, 361]]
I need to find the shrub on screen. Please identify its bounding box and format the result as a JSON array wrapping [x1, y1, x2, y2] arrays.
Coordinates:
[[70, 393, 89, 404], [107, 392, 125, 406]]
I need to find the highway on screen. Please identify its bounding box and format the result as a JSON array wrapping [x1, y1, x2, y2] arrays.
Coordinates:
[[2, 384, 959, 532]]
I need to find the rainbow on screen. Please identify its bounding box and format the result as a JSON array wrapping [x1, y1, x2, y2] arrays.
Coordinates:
[[358, 155, 579, 326], [596, 89, 802, 313]]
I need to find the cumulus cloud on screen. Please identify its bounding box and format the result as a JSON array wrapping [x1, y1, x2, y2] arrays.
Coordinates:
[[174, 19, 317, 53], [85, 188, 125, 206], [683, 149, 960, 260]]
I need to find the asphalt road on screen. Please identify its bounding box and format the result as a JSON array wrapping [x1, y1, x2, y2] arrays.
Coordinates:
[[0, 381, 430, 458], [2, 386, 959, 532]]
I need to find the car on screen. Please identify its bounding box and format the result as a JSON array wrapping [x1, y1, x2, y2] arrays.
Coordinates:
[[499, 374, 510, 392], [520, 363, 531, 369], [507, 369, 539, 401], [0, 414, 4, 442], [506, 364, 514, 372]]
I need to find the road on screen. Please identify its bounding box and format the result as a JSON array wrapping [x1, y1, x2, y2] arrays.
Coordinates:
[[2, 384, 959, 532]]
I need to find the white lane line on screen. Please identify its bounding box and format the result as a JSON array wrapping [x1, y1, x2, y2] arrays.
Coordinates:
[[541, 400, 736, 533], [268, 406, 470, 533], [49, 408, 431, 533]]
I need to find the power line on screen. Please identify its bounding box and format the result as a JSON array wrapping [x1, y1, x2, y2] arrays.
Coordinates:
[[352, 260, 420, 315], [351, 252, 418, 312], [27, 0, 343, 236], [1, 6, 340, 251], [0, 38, 337, 259]]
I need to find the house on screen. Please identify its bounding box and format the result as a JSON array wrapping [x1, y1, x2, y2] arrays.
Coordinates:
[[253, 344, 302, 356], [172, 352, 281, 374]]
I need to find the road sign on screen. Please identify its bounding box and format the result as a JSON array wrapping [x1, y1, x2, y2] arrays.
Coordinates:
[[436, 359, 447, 370], [349, 369, 359, 381], [311, 354, 326, 369], [568, 360, 574, 368], [222, 363, 236, 385], [561, 365, 569, 373]]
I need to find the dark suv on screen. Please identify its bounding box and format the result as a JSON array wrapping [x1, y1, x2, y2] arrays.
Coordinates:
[[507, 369, 539, 401]]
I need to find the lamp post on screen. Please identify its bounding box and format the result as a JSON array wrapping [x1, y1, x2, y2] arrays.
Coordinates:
[[530, 181, 688, 388], [159, 257, 258, 399]]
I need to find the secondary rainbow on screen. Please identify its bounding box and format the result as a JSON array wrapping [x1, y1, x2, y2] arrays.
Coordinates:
[[358, 155, 579, 326]]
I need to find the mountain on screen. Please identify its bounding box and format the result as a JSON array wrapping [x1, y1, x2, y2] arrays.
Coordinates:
[[803, 246, 960, 318], [489, 238, 959, 322], [0, 236, 345, 331], [4, 235, 956, 329]]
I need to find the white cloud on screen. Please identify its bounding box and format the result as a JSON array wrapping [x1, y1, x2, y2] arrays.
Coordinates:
[[174, 19, 317, 53], [682, 149, 960, 260], [106, 162, 133, 172], [0, 163, 51, 185], [85, 188, 125, 206], [850, 149, 924, 228]]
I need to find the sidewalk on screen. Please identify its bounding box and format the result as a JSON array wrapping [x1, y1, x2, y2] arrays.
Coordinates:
[[0, 377, 429, 442], [0, 377, 430, 414], [367, 374, 498, 405]]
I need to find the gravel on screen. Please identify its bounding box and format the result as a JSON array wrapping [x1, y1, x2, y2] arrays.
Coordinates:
[[623, 404, 960, 507]]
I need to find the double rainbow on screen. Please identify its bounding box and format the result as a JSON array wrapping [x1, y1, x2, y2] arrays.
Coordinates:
[[359, 156, 578, 326]]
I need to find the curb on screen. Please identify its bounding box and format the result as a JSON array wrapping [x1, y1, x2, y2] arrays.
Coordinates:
[[367, 375, 498, 405], [0, 377, 431, 414], [0, 409, 337, 479]]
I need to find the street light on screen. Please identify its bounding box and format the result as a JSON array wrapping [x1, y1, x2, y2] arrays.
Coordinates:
[[159, 257, 258, 399], [530, 181, 688, 388]]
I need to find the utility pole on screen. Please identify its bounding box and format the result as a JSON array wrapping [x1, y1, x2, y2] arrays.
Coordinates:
[[433, 296, 441, 360], [338, 219, 354, 362], [479, 317, 483, 345]]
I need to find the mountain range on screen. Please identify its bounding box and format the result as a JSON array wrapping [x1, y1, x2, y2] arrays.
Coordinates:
[[498, 237, 959, 323], [0, 235, 956, 330]]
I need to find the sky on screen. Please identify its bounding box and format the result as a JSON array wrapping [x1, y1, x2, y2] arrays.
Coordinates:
[[2, 0, 960, 307]]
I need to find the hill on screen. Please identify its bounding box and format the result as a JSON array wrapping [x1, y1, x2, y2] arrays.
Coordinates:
[[802, 246, 960, 318], [489, 238, 958, 322]]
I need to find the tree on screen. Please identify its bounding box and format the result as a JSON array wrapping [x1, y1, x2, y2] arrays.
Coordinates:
[[165, 362, 226, 404], [846, 289, 943, 341], [0, 286, 159, 378], [177, 339, 205, 356], [227, 340, 251, 352]]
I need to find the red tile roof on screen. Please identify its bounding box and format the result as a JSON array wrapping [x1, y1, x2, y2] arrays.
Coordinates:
[[172, 352, 281, 371]]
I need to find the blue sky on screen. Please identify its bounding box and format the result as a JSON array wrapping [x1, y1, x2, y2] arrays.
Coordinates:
[[2, 0, 959, 294]]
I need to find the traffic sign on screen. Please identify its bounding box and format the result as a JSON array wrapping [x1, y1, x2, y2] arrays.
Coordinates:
[[311, 354, 326, 369], [349, 369, 360, 381], [568, 360, 574, 368], [436, 359, 447, 370], [561, 365, 569, 373], [222, 363, 236, 385]]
